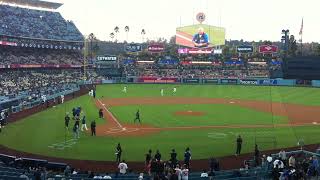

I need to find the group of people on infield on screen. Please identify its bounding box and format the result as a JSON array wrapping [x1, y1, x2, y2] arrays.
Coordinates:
[[64, 106, 103, 138]]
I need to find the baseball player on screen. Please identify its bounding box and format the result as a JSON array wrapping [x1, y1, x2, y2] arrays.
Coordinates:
[[122, 86, 127, 93], [160, 89, 164, 96], [81, 114, 88, 131], [60, 94, 64, 104], [134, 110, 141, 124], [173, 87, 177, 93]]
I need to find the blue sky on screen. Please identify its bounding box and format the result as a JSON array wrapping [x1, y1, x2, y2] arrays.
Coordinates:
[[54, 0, 319, 43]]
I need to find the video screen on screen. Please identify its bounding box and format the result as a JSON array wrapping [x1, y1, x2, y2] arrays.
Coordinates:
[[176, 24, 225, 48]]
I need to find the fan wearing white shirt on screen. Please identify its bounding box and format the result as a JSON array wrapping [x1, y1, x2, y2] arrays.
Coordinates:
[[175, 164, 182, 180], [181, 164, 189, 180], [118, 160, 128, 174]]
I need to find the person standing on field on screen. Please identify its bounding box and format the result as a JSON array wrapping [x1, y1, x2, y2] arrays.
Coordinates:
[[81, 114, 88, 131], [99, 109, 103, 118], [116, 143, 122, 163], [122, 86, 127, 93], [134, 110, 141, 124], [236, 135, 243, 156], [60, 94, 64, 104], [160, 89, 164, 96], [184, 147, 192, 169], [65, 113, 70, 130], [90, 120, 96, 136]]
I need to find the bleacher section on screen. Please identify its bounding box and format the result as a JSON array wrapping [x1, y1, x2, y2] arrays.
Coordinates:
[[0, 4, 83, 41]]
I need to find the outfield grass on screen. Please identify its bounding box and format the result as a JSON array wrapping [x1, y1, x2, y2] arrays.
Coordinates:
[[0, 84, 320, 161], [109, 104, 287, 127]]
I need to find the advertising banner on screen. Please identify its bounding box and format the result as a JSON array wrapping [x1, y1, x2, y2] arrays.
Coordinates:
[[0, 41, 18, 46], [123, 59, 135, 64], [202, 79, 219, 84], [220, 79, 238, 84], [258, 79, 278, 85], [239, 79, 258, 85], [183, 78, 200, 83], [237, 45, 254, 53], [124, 43, 142, 52], [96, 55, 117, 61], [178, 48, 213, 54], [148, 44, 165, 53], [138, 77, 178, 83], [259, 45, 278, 54]]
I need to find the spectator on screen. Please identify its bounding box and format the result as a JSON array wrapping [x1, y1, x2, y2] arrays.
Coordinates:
[[19, 171, 29, 180], [200, 170, 208, 177], [155, 150, 161, 161], [118, 160, 128, 174], [289, 155, 296, 168], [181, 164, 189, 180]]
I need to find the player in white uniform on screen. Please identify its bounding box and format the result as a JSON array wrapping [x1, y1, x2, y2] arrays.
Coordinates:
[[160, 89, 164, 96], [122, 86, 127, 93], [60, 94, 64, 104], [173, 87, 177, 93], [88, 90, 93, 96]]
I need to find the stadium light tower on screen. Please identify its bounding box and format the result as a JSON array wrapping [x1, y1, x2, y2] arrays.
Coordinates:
[[281, 29, 289, 57]]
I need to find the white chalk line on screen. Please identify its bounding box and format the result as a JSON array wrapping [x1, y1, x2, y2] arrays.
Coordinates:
[[97, 99, 123, 129]]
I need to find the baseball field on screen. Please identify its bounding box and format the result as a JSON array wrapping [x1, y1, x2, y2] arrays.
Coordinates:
[[1, 84, 320, 162]]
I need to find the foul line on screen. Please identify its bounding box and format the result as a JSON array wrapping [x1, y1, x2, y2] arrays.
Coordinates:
[[97, 99, 123, 129]]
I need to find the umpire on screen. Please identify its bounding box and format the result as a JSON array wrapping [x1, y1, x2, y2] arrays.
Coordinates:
[[91, 120, 96, 136]]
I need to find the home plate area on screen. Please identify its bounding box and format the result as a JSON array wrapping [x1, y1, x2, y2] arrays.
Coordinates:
[[105, 127, 139, 134]]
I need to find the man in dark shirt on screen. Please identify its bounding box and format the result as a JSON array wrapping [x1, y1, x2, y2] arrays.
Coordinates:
[[170, 149, 178, 168], [134, 110, 141, 124], [65, 113, 70, 130], [184, 147, 192, 169], [145, 149, 152, 165], [154, 150, 161, 161], [236, 135, 243, 156], [91, 120, 96, 136], [99, 109, 103, 118], [116, 143, 122, 163]]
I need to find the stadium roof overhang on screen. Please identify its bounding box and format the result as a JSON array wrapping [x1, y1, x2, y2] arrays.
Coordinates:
[[0, 0, 63, 9]]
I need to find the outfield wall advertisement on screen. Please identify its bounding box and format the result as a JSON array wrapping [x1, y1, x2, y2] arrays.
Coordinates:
[[176, 24, 225, 48]]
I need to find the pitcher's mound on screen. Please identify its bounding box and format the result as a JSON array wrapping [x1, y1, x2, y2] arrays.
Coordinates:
[[174, 111, 205, 116]]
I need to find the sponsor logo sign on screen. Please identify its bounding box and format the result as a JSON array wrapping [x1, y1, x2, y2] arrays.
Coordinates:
[[239, 79, 258, 85], [237, 45, 254, 53], [148, 44, 164, 53], [96, 55, 117, 61], [178, 48, 213, 54], [259, 45, 278, 54], [124, 43, 142, 52]]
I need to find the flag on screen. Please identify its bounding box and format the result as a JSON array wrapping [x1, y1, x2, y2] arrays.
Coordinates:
[[299, 18, 303, 35]]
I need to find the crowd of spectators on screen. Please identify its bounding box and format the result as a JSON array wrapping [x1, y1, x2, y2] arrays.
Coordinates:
[[260, 150, 320, 179], [0, 69, 83, 97], [0, 4, 83, 41], [123, 63, 271, 79], [0, 46, 83, 65]]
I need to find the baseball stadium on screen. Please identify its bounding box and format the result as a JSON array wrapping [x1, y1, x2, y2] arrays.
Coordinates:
[[0, 0, 320, 179]]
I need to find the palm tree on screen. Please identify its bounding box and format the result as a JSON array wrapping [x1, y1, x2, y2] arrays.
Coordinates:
[[88, 33, 96, 60], [114, 26, 119, 42], [141, 29, 146, 42], [110, 32, 115, 42], [124, 26, 129, 42]]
